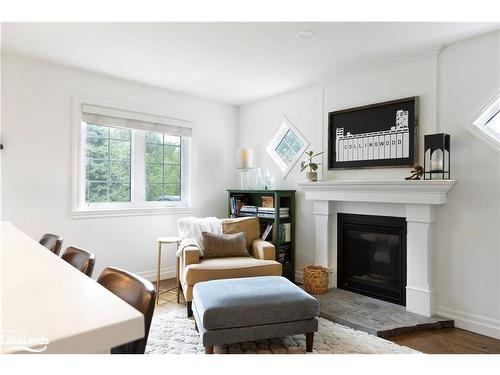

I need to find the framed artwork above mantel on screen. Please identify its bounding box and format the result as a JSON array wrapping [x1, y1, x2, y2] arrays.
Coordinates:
[[328, 97, 419, 170]]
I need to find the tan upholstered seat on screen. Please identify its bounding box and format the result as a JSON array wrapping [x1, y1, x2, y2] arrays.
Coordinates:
[[178, 216, 282, 316], [185, 257, 282, 286]]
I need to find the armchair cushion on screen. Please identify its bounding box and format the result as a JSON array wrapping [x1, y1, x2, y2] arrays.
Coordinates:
[[185, 257, 282, 286], [201, 232, 249, 259]]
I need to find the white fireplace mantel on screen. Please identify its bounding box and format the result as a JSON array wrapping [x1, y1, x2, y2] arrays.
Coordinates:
[[298, 179, 456, 205], [297, 179, 457, 317]]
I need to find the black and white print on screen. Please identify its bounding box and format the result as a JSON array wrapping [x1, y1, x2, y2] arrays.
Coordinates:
[[328, 97, 418, 169]]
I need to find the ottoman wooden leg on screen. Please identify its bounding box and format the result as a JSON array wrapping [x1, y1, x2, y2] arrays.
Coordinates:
[[205, 346, 214, 354], [306, 332, 314, 352], [194, 320, 198, 332]]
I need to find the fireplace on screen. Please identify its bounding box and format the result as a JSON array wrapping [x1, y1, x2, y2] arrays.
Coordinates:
[[298, 180, 456, 316], [337, 213, 407, 305]]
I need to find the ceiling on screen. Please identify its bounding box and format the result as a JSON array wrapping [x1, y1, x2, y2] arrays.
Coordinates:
[[2, 22, 498, 105]]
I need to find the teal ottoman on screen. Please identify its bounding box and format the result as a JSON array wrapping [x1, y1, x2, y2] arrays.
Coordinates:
[[192, 276, 320, 354]]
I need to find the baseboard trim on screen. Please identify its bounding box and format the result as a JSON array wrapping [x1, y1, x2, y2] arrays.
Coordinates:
[[136, 266, 176, 282], [435, 306, 500, 339], [295, 269, 304, 284]]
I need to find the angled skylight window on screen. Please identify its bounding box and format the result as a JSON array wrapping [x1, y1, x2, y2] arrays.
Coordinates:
[[470, 92, 500, 153]]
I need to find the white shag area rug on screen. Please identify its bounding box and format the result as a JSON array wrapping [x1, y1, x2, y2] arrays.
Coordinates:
[[146, 309, 420, 354]]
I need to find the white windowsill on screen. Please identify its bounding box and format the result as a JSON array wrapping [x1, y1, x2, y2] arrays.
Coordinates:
[[72, 206, 199, 219]]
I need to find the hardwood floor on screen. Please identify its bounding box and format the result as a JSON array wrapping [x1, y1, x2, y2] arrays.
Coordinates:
[[154, 278, 500, 354], [389, 328, 500, 354], [153, 278, 185, 316]]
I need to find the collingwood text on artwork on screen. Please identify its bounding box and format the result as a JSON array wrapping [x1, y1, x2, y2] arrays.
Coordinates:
[[335, 109, 409, 162]]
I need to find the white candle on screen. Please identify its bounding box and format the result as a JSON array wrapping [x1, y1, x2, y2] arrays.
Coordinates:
[[431, 159, 443, 171]]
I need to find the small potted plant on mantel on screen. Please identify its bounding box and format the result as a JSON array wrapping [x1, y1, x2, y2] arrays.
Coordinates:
[[300, 150, 324, 181]]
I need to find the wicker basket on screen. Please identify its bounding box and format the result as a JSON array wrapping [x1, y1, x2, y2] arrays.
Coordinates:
[[303, 265, 329, 294]]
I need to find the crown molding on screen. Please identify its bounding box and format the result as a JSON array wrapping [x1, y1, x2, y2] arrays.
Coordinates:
[[320, 46, 443, 88], [239, 46, 443, 107]]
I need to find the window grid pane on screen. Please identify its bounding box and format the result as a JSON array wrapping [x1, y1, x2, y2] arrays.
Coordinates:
[[85, 123, 131, 203], [145, 131, 182, 202], [275, 129, 303, 164]]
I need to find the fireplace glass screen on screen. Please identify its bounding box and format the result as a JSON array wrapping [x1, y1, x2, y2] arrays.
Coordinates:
[[338, 214, 406, 305]]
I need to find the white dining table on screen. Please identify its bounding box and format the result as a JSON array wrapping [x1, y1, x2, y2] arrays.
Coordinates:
[[0, 221, 144, 353]]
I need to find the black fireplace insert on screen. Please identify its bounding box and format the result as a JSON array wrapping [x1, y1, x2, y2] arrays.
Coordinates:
[[337, 213, 407, 305]]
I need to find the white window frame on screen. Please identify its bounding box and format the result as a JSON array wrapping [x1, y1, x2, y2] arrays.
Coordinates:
[[72, 95, 197, 218], [266, 115, 309, 177], [466, 90, 500, 154]]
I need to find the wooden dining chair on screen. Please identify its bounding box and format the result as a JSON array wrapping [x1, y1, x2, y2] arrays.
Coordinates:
[[97, 267, 156, 354], [61, 246, 96, 277], [39, 233, 64, 256]]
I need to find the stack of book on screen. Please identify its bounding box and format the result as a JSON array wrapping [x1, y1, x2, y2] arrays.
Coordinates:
[[257, 206, 289, 219], [238, 205, 258, 217]]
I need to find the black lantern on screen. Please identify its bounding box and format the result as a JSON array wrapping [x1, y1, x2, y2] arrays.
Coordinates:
[[424, 133, 450, 180]]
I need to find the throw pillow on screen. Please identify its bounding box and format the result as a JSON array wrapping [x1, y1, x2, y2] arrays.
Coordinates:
[[201, 231, 249, 259]]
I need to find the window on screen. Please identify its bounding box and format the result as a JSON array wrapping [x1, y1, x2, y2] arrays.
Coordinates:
[[266, 116, 309, 177], [86, 124, 131, 203], [470, 92, 500, 153], [74, 98, 193, 215], [275, 129, 304, 164], [145, 132, 181, 202], [484, 109, 500, 135]]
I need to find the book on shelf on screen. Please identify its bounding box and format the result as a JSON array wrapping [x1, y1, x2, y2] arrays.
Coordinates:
[[238, 212, 257, 217], [238, 205, 257, 217], [261, 223, 273, 241], [230, 195, 247, 216], [258, 207, 289, 213], [277, 243, 291, 263], [240, 205, 257, 213], [258, 207, 289, 217], [274, 223, 291, 243], [257, 211, 289, 219]]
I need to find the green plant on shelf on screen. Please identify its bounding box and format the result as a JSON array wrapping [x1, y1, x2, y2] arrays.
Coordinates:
[[300, 150, 324, 172]]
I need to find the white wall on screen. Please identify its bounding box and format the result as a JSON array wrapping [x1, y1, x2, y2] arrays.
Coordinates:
[[238, 85, 323, 274], [433, 31, 500, 337], [323, 52, 438, 180], [1, 52, 237, 279], [238, 31, 500, 338]]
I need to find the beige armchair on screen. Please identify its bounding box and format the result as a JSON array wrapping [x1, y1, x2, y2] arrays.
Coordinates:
[[178, 217, 282, 316]]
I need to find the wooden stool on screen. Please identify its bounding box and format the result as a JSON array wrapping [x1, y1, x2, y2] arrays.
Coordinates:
[[156, 237, 180, 305]]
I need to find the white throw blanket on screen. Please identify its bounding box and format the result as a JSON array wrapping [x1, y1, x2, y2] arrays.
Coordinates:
[[176, 216, 222, 257]]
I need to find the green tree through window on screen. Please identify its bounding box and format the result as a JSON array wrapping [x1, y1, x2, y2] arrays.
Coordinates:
[[275, 129, 304, 163], [145, 132, 181, 201], [85, 124, 131, 202]]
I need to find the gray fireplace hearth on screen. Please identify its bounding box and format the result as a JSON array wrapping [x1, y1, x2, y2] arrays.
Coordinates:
[[315, 287, 453, 338]]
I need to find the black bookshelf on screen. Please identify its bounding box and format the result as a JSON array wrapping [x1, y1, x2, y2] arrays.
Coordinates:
[[227, 189, 296, 282]]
